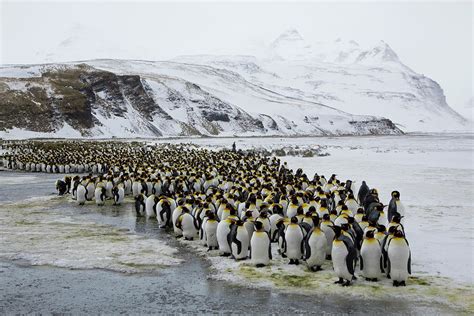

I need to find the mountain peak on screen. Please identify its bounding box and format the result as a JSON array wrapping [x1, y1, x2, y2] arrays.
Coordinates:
[[273, 29, 304, 43]]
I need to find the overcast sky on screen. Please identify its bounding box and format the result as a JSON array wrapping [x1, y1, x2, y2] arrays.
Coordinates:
[[1, 0, 472, 117]]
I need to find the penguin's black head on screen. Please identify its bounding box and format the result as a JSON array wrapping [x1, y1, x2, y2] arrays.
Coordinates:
[[235, 220, 244, 226], [388, 226, 398, 234], [392, 191, 400, 199], [290, 216, 298, 224], [357, 208, 364, 214], [377, 225, 386, 233], [392, 214, 402, 223], [254, 220, 264, 231], [341, 223, 350, 231], [394, 230, 405, 238], [347, 216, 355, 224], [365, 230, 375, 238], [322, 214, 330, 221]]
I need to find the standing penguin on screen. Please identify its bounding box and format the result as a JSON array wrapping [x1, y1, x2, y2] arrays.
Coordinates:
[[86, 180, 95, 201], [55, 179, 68, 196], [388, 191, 405, 223], [358, 181, 369, 205], [76, 184, 87, 206], [135, 193, 146, 216], [360, 230, 383, 281], [285, 217, 305, 265], [156, 198, 172, 228], [320, 214, 335, 260], [176, 207, 199, 240], [217, 216, 235, 256], [304, 216, 327, 272], [145, 195, 158, 218], [95, 186, 106, 206], [331, 225, 357, 286], [387, 230, 411, 286], [113, 185, 125, 205], [250, 221, 272, 267], [230, 220, 250, 260], [204, 212, 219, 250]]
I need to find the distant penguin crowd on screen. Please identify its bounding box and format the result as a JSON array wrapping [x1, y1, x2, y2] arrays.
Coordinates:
[[2, 140, 411, 287]]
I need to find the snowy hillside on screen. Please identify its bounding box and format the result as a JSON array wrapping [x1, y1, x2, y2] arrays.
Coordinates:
[[0, 29, 467, 138], [0, 63, 401, 139]]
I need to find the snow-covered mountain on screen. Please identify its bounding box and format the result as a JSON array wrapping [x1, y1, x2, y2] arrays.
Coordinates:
[[0, 29, 467, 139]]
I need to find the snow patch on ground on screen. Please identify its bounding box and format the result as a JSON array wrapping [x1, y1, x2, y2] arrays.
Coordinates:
[[0, 197, 182, 273]]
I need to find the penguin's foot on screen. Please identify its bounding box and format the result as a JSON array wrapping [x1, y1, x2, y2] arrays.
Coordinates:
[[289, 259, 294, 265], [281, 254, 287, 258], [184, 237, 194, 241], [352, 275, 357, 280], [365, 277, 371, 281], [220, 253, 231, 257], [387, 274, 391, 279], [372, 278, 378, 282], [334, 278, 344, 284], [400, 281, 406, 286], [393, 281, 399, 287], [256, 264, 265, 268], [326, 255, 332, 260], [342, 280, 351, 287], [294, 260, 300, 265]]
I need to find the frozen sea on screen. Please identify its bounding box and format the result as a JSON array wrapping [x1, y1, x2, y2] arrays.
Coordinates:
[[0, 133, 472, 314]]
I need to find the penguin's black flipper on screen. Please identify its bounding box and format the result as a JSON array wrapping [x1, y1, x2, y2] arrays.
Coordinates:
[[234, 236, 242, 255], [407, 251, 412, 275], [359, 255, 364, 270], [249, 245, 252, 259], [342, 237, 356, 276], [268, 243, 272, 260], [304, 232, 312, 260], [380, 255, 384, 273], [387, 257, 391, 275], [227, 225, 234, 253], [193, 215, 200, 230]]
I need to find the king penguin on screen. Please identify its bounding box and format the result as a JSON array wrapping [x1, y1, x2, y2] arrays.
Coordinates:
[[230, 220, 250, 260], [250, 221, 272, 267], [387, 230, 411, 286], [304, 216, 327, 272], [331, 225, 357, 286], [360, 230, 383, 281]]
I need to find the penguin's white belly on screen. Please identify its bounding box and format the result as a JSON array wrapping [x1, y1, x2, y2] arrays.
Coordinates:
[[86, 184, 95, 200], [250, 232, 270, 265], [388, 242, 410, 282], [172, 209, 183, 234], [332, 241, 352, 280], [216, 222, 232, 254], [286, 206, 298, 218], [360, 242, 382, 278], [306, 232, 327, 267], [76, 186, 86, 204], [105, 182, 113, 198], [132, 183, 140, 197], [181, 215, 198, 239], [285, 227, 303, 259], [94, 188, 104, 205], [321, 226, 334, 255], [145, 198, 156, 218], [205, 221, 218, 248]]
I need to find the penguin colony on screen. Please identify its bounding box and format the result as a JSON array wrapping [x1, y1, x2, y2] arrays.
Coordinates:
[[2, 140, 411, 287]]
